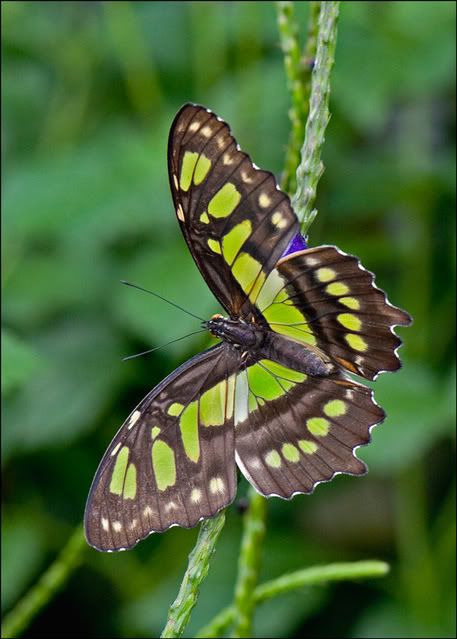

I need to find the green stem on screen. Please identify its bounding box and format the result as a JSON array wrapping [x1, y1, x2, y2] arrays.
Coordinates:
[[292, 0, 340, 235], [1, 527, 86, 639], [197, 560, 389, 638], [277, 1, 321, 195], [231, 489, 267, 638], [160, 511, 226, 638], [394, 464, 442, 633]]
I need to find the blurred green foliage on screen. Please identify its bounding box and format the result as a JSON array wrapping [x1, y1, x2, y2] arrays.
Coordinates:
[[2, 1, 455, 637]]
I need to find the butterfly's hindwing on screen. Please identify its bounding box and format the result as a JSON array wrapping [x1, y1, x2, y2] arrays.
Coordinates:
[[234, 359, 384, 497], [85, 344, 242, 551], [168, 104, 299, 317], [252, 245, 411, 380]]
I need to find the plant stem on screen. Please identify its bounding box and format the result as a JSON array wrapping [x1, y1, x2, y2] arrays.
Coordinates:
[[277, 1, 321, 195], [292, 0, 340, 235], [231, 489, 267, 638], [196, 560, 389, 638], [1, 526, 86, 639], [226, 5, 341, 637], [160, 511, 226, 638]]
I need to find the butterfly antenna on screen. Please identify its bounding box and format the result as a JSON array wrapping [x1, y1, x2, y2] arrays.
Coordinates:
[[120, 280, 205, 322], [122, 329, 208, 361]]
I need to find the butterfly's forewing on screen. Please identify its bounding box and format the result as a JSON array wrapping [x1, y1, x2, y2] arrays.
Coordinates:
[[252, 245, 411, 380], [85, 344, 242, 551], [168, 104, 299, 318], [234, 359, 384, 496]]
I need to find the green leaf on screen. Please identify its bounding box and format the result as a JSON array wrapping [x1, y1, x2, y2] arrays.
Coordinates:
[[3, 123, 172, 254], [112, 239, 216, 358], [358, 363, 455, 473], [1, 329, 41, 395], [333, 2, 456, 131], [1, 514, 45, 613], [2, 318, 124, 463], [2, 251, 115, 332], [353, 597, 456, 639], [253, 588, 325, 638]]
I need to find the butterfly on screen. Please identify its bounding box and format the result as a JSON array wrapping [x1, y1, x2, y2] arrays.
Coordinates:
[[85, 104, 411, 551]]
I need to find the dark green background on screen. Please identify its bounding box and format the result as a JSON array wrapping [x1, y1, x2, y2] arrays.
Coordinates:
[[2, 2, 455, 637]]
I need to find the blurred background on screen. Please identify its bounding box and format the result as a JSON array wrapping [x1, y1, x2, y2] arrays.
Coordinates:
[[2, 2, 455, 637]]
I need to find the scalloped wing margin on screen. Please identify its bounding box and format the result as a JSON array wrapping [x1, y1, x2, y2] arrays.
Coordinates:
[[252, 245, 411, 380], [234, 359, 385, 498], [85, 344, 241, 551]]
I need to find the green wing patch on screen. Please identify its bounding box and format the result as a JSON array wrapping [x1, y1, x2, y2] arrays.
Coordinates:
[[235, 359, 384, 497], [85, 344, 241, 551], [168, 103, 299, 318], [254, 266, 318, 346], [253, 245, 411, 380]]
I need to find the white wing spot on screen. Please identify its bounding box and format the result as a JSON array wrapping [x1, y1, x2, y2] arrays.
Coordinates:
[[112, 521, 122, 532], [128, 410, 141, 430], [241, 170, 253, 184], [101, 517, 110, 531], [173, 174, 179, 190], [209, 477, 225, 494], [345, 390, 354, 400], [217, 137, 226, 149], [177, 204, 185, 221], [259, 193, 271, 208], [223, 152, 234, 165], [166, 501, 177, 512], [305, 257, 319, 266], [250, 459, 261, 469], [191, 488, 202, 503], [355, 356, 364, 366], [129, 519, 138, 530], [201, 125, 212, 138], [272, 211, 287, 229], [143, 505, 153, 517], [189, 121, 200, 132], [110, 442, 122, 457], [234, 370, 249, 425]]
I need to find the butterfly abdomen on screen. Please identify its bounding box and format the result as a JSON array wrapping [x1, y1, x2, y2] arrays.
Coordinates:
[[206, 315, 331, 376], [260, 331, 334, 377]]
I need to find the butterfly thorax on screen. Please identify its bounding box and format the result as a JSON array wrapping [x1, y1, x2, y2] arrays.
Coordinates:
[[205, 315, 262, 349], [206, 315, 333, 377]]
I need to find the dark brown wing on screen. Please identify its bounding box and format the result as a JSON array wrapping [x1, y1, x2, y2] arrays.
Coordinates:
[[251, 245, 411, 380], [85, 344, 241, 551], [168, 103, 299, 318], [234, 358, 384, 497]]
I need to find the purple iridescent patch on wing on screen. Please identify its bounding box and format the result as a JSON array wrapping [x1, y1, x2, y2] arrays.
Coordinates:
[[282, 232, 308, 257]]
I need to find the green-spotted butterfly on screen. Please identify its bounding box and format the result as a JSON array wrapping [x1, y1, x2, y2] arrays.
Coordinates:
[[85, 104, 411, 551]]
